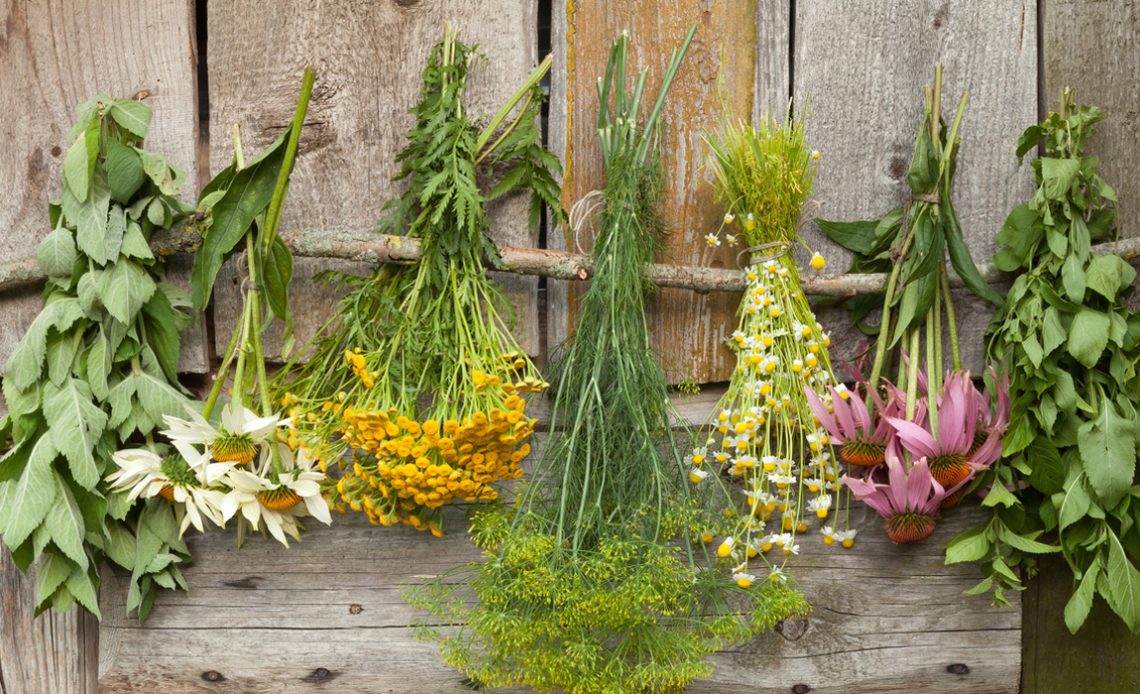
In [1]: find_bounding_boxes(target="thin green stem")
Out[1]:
[261,67,316,254]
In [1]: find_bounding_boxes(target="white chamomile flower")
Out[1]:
[733,571,756,588]
[705,233,722,247]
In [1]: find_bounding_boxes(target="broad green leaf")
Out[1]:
[1062,253,1086,303]
[137,149,180,196]
[119,221,153,261]
[814,218,881,255]
[100,259,156,325]
[1086,253,1135,301]
[1065,561,1100,633]
[106,139,146,203]
[45,472,88,569]
[86,329,111,400]
[1058,475,1091,530]
[1068,309,1111,368]
[1027,439,1066,494]
[944,524,992,564]
[34,553,74,609]
[45,330,78,385]
[37,228,78,277]
[62,133,91,201]
[65,168,112,265]
[142,291,181,382]
[190,137,287,310]
[261,235,294,326]
[1079,398,1136,508]
[2,436,58,550]
[964,576,995,596]
[998,526,1059,554]
[1041,307,1067,356]
[1041,157,1080,200]
[43,379,107,490]
[946,216,1003,305]
[64,566,101,619]
[104,205,126,262]
[982,482,1019,508]
[109,100,152,139]
[104,521,136,571]
[1103,530,1140,632]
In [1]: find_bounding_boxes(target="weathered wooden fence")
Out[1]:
[2,1,1139,692]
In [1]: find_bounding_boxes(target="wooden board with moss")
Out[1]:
[205,0,543,360]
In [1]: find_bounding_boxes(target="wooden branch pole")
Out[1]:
[4,226,1140,297]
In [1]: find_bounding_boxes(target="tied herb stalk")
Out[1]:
[273,27,562,537]
[106,70,332,549]
[949,92,1140,632]
[0,97,198,620]
[700,111,856,568]
[817,66,1009,544]
[410,28,807,694]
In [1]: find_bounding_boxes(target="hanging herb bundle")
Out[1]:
[106,70,331,548]
[272,28,562,537]
[411,28,808,694]
[816,66,1009,544]
[0,97,198,619]
[700,112,856,570]
[947,92,1140,632]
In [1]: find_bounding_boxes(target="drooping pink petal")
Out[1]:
[937,375,970,454]
[804,386,847,444]
[969,430,1003,469]
[886,453,911,514]
[848,385,874,436]
[907,458,937,512]
[843,475,893,518]
[886,417,939,459]
[831,388,857,441]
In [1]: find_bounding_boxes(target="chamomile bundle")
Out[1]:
[412,28,807,694]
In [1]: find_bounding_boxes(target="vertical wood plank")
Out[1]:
[1043,0,1140,240]
[0,0,206,374]
[206,0,541,360]
[548,0,766,384]
[794,0,1037,371]
[1,549,98,694]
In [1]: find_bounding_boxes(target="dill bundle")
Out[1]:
[412,28,807,694]
[700,113,854,570]
[273,27,561,537]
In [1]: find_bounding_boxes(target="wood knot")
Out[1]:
[775,615,810,641]
[392,0,419,6]
[792,685,812,694]
[947,663,970,675]
[50,146,62,157]
[302,667,338,683]
[349,603,363,615]
[132,89,152,101]
[887,156,908,180]
[223,576,263,590]
[201,671,225,682]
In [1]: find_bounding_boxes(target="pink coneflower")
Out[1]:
[886,370,1009,507]
[843,452,962,544]
[805,383,906,469]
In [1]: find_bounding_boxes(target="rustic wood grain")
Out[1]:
[97,497,1017,693]
[794,0,1037,372]
[548,0,762,384]
[0,0,206,374]
[1,549,99,694]
[1043,0,1140,242]
[206,0,542,360]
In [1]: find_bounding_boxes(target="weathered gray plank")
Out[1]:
[0,0,206,374]
[206,0,541,360]
[96,500,1017,693]
[794,0,1037,372]
[1,549,99,694]
[547,0,766,384]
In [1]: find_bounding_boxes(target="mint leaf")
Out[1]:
[1079,398,1136,508]
[1068,309,1111,368]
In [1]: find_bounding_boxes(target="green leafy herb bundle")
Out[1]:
[949,92,1140,632]
[411,28,807,694]
[273,28,562,535]
[0,97,197,619]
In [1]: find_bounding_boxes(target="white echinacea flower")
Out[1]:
[106,447,227,534]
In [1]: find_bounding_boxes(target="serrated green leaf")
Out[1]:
[1103,530,1140,632]
[45,472,88,569]
[141,290,181,383]
[64,565,101,619]
[963,575,995,596]
[944,524,992,564]
[100,259,156,325]
[119,221,152,261]
[43,379,107,490]
[136,149,181,197]
[1041,157,1080,200]
[2,436,58,550]
[86,329,111,400]
[1079,398,1136,508]
[1068,309,1111,368]
[104,521,136,571]
[37,228,78,277]
[104,205,126,262]
[998,526,1059,554]
[109,100,152,139]
[34,553,75,609]
[982,482,1019,508]
[1065,561,1100,633]
[1028,439,1066,494]
[1086,253,1134,301]
[1059,475,1092,530]
[45,330,78,385]
[62,132,91,201]
[106,139,146,203]
[65,168,111,265]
